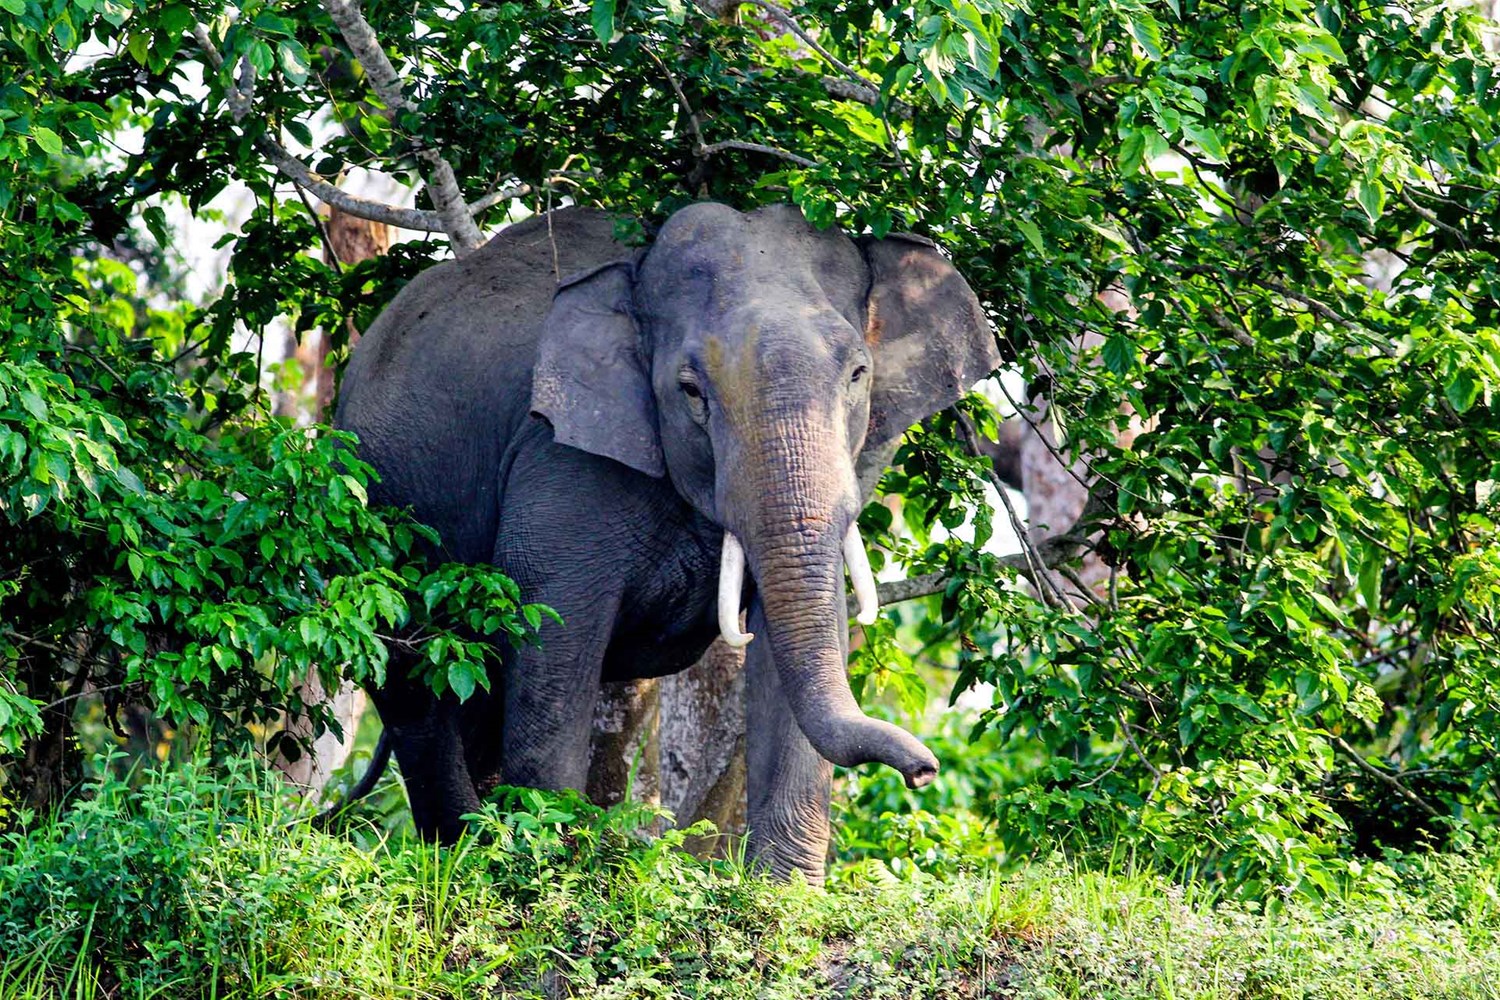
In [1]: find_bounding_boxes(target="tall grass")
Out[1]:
[1,758,1497,998]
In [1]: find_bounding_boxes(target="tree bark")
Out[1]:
[316,205,391,416]
[274,204,389,792]
[659,640,747,854]
[587,679,661,811]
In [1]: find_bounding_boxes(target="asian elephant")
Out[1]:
[335,202,998,880]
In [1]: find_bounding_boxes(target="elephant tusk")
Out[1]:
[718,532,755,648]
[844,522,880,626]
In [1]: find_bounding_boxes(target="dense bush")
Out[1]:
[2,761,1498,998]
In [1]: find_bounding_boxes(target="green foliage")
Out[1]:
[0,10,549,805]
[3,763,1499,998]
[2,0,1498,899]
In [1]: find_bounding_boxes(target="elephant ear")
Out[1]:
[531,259,666,478]
[858,233,1001,451]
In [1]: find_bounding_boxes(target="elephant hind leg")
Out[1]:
[394,705,483,843]
[370,662,483,843]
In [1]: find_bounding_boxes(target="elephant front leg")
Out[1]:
[498,608,613,794]
[743,598,835,884]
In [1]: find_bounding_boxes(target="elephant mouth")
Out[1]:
[716,522,880,648]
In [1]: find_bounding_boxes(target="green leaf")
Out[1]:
[52,13,76,50]
[1015,218,1046,254]
[1127,14,1166,60]
[278,40,311,85]
[1102,334,1136,375]
[247,39,274,77]
[1358,551,1382,611]
[158,3,194,36]
[0,0,26,15]
[142,205,170,248]
[1182,123,1227,163]
[1445,368,1479,413]
[1118,128,1147,174]
[1352,178,1385,221]
[591,0,616,43]
[30,126,61,156]
[447,660,477,702]
[114,466,144,495]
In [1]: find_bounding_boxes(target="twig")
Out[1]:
[43,683,126,712]
[1400,188,1468,247]
[293,183,343,274]
[1259,278,1343,324]
[698,139,820,168]
[1330,734,1443,820]
[645,44,706,150]
[1119,711,1163,781]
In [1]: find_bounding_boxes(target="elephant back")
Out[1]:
[335,208,632,563]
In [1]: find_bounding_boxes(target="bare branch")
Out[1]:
[1202,305,1257,348]
[1259,278,1343,324]
[1331,734,1443,820]
[467,185,531,215]
[810,73,914,120]
[319,0,484,254]
[194,24,527,235]
[859,572,949,613]
[1400,188,1469,247]
[699,139,820,168]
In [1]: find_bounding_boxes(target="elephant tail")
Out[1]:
[311,728,393,830]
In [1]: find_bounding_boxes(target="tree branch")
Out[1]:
[319,0,485,254]
[810,73,914,120]
[743,0,868,97]
[1331,734,1443,820]
[1259,278,1343,324]
[194,24,527,235]
[699,139,820,168]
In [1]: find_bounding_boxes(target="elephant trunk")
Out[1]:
[726,420,938,790]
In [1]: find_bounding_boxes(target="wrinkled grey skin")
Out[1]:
[336,203,998,880]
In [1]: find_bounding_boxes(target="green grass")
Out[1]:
[1,760,1498,999]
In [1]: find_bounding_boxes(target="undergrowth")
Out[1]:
[0,758,1497,999]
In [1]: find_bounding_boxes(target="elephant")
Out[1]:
[334,201,999,880]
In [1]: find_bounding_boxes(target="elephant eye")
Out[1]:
[679,376,709,425]
[850,365,869,384]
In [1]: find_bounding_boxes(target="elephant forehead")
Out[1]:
[653,202,745,252]
[700,323,839,411]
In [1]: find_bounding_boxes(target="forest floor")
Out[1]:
[1,761,1498,999]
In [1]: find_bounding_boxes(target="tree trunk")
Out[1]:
[587,678,661,810]
[659,640,747,854]
[274,204,389,792]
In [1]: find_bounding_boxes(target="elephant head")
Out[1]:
[530,202,998,789]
